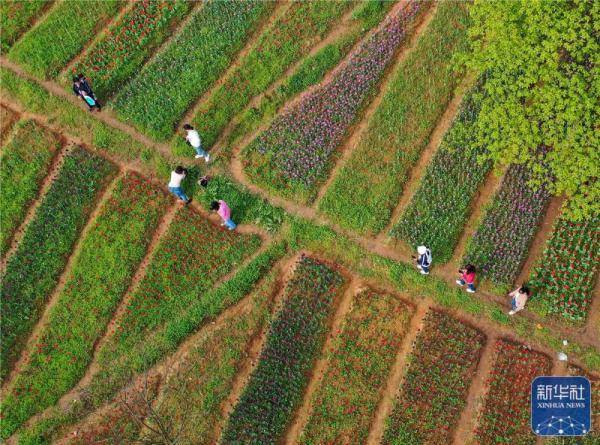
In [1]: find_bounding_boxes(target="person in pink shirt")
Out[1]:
[456,264,477,293]
[211,200,236,230]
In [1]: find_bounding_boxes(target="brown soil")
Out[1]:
[0,104,19,144]
[584,277,600,342]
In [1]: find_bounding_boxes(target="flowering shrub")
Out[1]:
[8,0,122,79]
[475,339,551,445]
[114,0,273,141]
[97,206,261,364]
[243,1,424,203]
[0,0,50,52]
[0,173,170,437]
[220,256,345,444]
[530,212,599,322]
[463,163,550,285]
[391,84,491,261]
[382,311,485,444]
[69,0,191,100]
[300,290,412,444]
[0,120,61,255]
[320,0,469,234]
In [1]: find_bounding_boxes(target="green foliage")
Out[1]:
[0,0,51,52]
[461,0,599,220]
[8,0,122,79]
[113,0,273,140]
[319,0,469,234]
[0,120,61,255]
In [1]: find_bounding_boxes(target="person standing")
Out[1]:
[456,264,477,293]
[508,285,530,315]
[211,200,236,230]
[414,245,432,275]
[73,74,101,111]
[168,166,191,203]
[183,124,210,162]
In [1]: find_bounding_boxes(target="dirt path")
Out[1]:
[284,276,361,444]
[1,169,122,394]
[313,1,437,207]
[0,104,19,145]
[366,302,429,445]
[452,333,498,445]
[379,74,475,237]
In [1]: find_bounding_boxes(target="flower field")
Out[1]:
[242,1,425,204]
[0,173,170,438]
[67,0,192,100]
[113,0,274,141]
[0,0,51,52]
[299,289,413,444]
[391,84,490,261]
[8,0,123,79]
[220,256,345,444]
[0,120,62,255]
[463,163,551,285]
[529,210,599,322]
[382,311,485,444]
[319,0,469,235]
[475,339,552,445]
[0,147,116,383]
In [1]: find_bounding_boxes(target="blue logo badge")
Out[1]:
[531,376,591,436]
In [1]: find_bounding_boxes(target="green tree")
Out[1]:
[461,0,599,219]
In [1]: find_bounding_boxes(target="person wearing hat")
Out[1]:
[414,245,432,275]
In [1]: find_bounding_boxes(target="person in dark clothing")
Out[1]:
[72,74,101,111]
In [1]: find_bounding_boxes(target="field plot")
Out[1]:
[0,120,61,255]
[475,339,552,445]
[0,147,116,384]
[113,0,274,141]
[66,0,193,100]
[391,84,489,261]
[0,173,170,439]
[463,163,551,286]
[382,311,485,445]
[529,210,599,322]
[298,289,413,444]
[0,0,52,52]
[242,1,426,204]
[319,0,469,235]
[8,0,123,79]
[221,256,345,444]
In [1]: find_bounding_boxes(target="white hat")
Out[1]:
[417,245,427,255]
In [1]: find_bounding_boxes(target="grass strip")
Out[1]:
[0,0,52,52]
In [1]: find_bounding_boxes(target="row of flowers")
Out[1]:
[463,163,551,285]
[299,290,413,444]
[0,120,61,255]
[391,83,491,261]
[243,1,424,202]
[530,211,599,322]
[0,147,117,439]
[113,0,273,141]
[382,310,485,444]
[220,256,345,444]
[69,0,192,100]
[0,0,49,52]
[475,339,552,444]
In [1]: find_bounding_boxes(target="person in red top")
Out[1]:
[456,264,477,293]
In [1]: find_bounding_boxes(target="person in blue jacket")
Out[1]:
[415,245,432,275]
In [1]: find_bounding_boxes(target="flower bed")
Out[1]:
[0,173,170,437]
[0,0,51,52]
[97,205,262,365]
[113,0,274,141]
[220,256,345,444]
[68,0,192,100]
[0,120,61,255]
[8,0,123,79]
[242,1,425,204]
[382,311,485,444]
[186,0,354,152]
[319,0,469,234]
[299,290,413,444]
[391,84,491,261]
[463,163,551,285]
[475,339,552,445]
[529,211,599,322]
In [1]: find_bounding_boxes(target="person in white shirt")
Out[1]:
[183,124,210,163]
[508,285,530,315]
[168,166,190,203]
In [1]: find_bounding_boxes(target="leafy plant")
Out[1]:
[0,0,51,52]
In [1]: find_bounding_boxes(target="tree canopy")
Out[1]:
[462,0,598,219]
